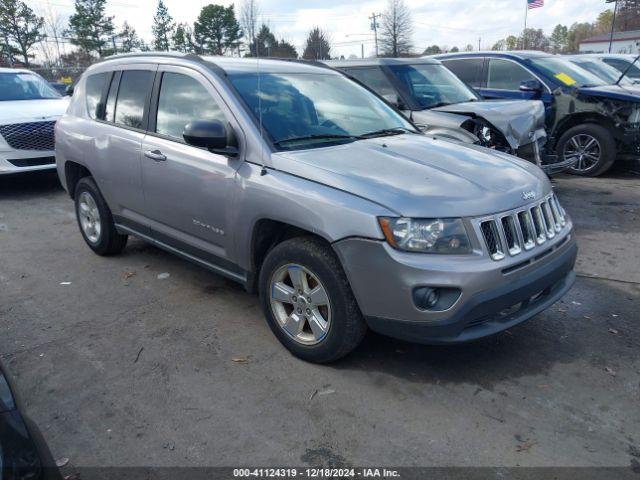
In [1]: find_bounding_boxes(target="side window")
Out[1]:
[442,58,484,87]
[487,58,536,90]
[85,73,109,120]
[603,58,627,73]
[114,70,153,129]
[343,68,396,98]
[155,72,225,140]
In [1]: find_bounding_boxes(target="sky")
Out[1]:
[29,0,610,58]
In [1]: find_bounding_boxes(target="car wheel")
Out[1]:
[74,177,128,255]
[259,236,367,363]
[558,124,616,177]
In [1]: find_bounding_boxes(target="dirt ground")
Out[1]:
[1,169,638,475]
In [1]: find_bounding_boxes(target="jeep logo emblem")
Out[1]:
[522,190,536,200]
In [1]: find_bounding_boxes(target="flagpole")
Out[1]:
[524,0,528,50]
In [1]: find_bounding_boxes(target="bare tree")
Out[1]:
[379,0,413,57]
[240,0,259,56]
[38,2,66,66]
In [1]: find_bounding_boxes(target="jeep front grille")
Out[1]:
[0,121,56,151]
[478,194,567,261]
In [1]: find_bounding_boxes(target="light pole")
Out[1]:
[606,0,619,53]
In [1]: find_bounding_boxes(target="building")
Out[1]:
[579,30,640,54]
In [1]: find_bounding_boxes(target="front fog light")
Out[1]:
[413,287,461,311]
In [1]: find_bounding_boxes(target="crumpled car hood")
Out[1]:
[578,84,640,103]
[271,134,550,218]
[431,99,547,149]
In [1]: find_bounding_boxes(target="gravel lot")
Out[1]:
[1,169,639,474]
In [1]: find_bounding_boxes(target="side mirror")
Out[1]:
[183,120,238,157]
[65,84,74,96]
[519,79,543,93]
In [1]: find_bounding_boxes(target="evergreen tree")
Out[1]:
[67,0,114,56]
[550,24,568,53]
[194,4,242,55]
[119,21,141,53]
[0,0,44,66]
[152,0,174,51]
[302,27,331,60]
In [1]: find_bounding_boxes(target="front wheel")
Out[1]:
[558,124,616,177]
[259,237,367,363]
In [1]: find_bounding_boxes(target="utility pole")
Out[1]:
[369,12,380,57]
[478,36,481,51]
[111,36,117,55]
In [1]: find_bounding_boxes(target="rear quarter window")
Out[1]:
[85,73,109,120]
[441,58,484,87]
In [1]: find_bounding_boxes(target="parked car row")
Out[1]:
[434,51,640,176]
[325,57,567,174]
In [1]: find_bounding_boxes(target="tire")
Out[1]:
[258,236,367,363]
[74,177,128,256]
[557,123,616,177]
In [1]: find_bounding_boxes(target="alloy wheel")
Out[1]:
[269,264,332,346]
[78,191,102,244]
[565,134,602,173]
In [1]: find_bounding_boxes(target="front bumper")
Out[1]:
[334,230,577,344]
[0,149,57,175]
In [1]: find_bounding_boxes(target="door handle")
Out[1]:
[144,149,167,162]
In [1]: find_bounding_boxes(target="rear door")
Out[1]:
[140,65,243,267]
[89,65,156,229]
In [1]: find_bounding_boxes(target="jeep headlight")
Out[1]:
[378,217,471,254]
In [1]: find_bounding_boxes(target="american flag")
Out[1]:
[528,0,544,8]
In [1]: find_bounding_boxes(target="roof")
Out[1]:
[572,53,638,60]
[432,50,552,60]
[323,57,441,68]
[580,30,640,44]
[91,52,338,75]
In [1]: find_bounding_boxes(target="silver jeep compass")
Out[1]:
[56,53,577,363]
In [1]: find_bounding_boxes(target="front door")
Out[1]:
[141,65,243,266]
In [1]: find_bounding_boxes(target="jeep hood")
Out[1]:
[428,99,547,149]
[0,98,69,125]
[271,134,550,218]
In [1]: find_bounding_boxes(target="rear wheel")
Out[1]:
[74,177,128,255]
[558,124,616,177]
[259,237,367,363]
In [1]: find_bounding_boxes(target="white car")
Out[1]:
[0,68,70,175]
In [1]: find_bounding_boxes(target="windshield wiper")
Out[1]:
[359,127,415,139]
[273,134,359,146]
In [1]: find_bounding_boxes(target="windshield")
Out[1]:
[529,57,607,88]
[229,72,417,150]
[569,59,634,85]
[605,56,640,80]
[0,72,61,101]
[388,64,479,109]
